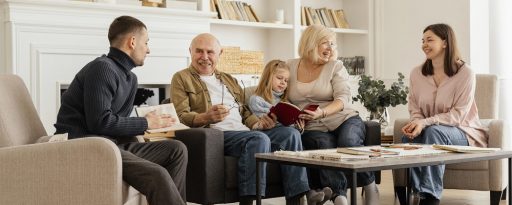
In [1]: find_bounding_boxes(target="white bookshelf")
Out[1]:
[210,19,293,29]
[201,0,375,76]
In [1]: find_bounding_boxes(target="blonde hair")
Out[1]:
[298,25,338,63]
[254,59,290,103]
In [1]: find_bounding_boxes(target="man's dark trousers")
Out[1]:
[118,140,188,205]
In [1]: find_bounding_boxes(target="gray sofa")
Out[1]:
[174,123,381,205]
[169,85,381,204]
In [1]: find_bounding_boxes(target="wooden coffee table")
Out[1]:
[255,149,512,205]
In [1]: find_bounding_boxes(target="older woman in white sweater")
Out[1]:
[287,25,379,205]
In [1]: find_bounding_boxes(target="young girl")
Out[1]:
[248,59,331,205]
[248,59,305,131]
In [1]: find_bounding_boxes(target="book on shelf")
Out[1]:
[300,7,350,29]
[243,4,256,22]
[268,102,319,126]
[212,0,260,22]
[210,0,217,16]
[235,2,248,21]
[248,5,260,22]
[328,9,340,28]
[135,103,190,137]
[312,8,322,25]
[319,8,333,28]
[336,9,350,28]
[432,144,500,153]
[304,7,313,26]
[300,6,306,26]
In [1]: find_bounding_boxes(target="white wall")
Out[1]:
[375,0,471,124]
[490,0,512,148]
[469,0,489,73]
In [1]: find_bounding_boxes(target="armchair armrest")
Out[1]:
[0,137,122,205]
[481,119,507,190]
[174,128,225,204]
[364,121,381,146]
[482,119,505,148]
[393,119,409,143]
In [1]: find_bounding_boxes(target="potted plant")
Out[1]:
[352,73,409,125]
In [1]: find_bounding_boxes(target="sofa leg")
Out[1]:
[490,190,503,205]
[395,186,407,205]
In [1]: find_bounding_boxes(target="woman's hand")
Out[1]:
[300,108,324,120]
[402,119,426,139]
[295,119,305,133]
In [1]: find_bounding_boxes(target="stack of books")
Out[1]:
[301,7,350,29]
[210,0,260,22]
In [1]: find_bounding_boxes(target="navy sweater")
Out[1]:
[55,47,148,139]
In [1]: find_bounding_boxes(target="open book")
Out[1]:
[432,144,500,153]
[135,103,190,135]
[268,102,319,126]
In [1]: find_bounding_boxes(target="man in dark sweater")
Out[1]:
[54,16,187,205]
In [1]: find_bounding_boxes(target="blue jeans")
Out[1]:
[224,126,309,198]
[401,125,468,199]
[302,115,375,197]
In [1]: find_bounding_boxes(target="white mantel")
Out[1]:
[0,0,214,134]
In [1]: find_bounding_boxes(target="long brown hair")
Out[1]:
[421,23,463,77]
[254,60,290,103]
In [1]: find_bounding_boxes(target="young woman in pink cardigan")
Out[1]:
[401,23,487,205]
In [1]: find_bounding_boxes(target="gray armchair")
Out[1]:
[392,74,506,205]
[0,74,146,205]
[173,86,382,204]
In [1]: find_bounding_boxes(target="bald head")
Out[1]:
[189,33,223,75]
[190,33,221,51]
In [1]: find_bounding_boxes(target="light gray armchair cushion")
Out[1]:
[0,74,145,205]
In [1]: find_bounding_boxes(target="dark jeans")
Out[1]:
[224,126,309,198]
[302,115,375,197]
[118,140,188,205]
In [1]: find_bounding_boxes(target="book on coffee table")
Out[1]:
[432,144,500,153]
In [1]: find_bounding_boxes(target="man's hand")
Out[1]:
[253,114,276,130]
[206,104,229,124]
[145,111,177,130]
[402,119,426,139]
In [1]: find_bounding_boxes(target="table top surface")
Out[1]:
[255,148,512,172]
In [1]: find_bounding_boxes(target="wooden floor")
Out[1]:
[188,170,507,205]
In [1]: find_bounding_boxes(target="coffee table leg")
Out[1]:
[406,168,411,205]
[256,159,261,205]
[508,158,511,205]
[351,171,357,205]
